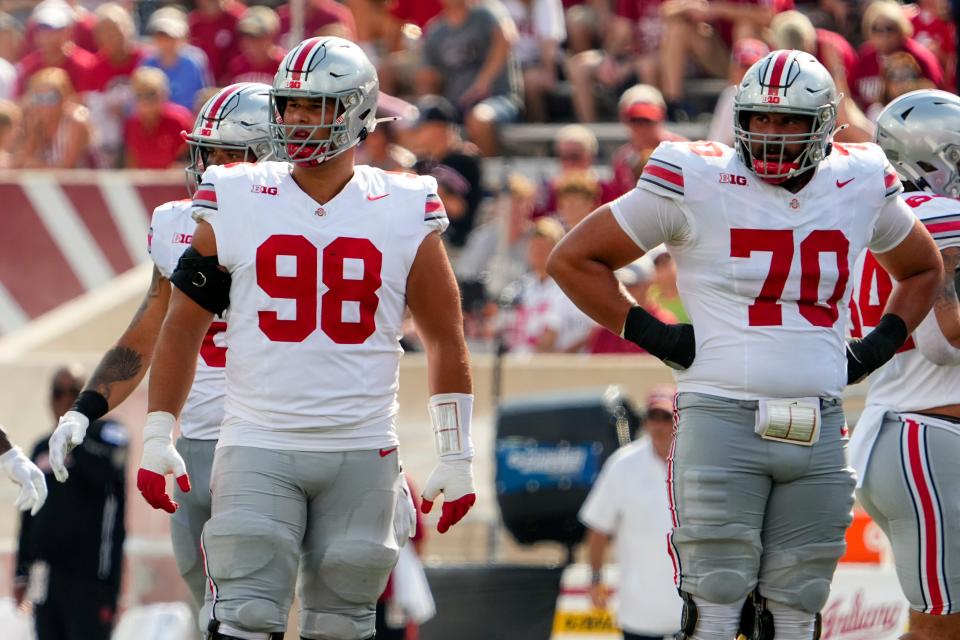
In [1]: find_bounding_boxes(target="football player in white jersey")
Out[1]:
[46,82,275,606]
[548,50,943,640]
[146,37,475,640]
[0,425,47,515]
[849,90,960,640]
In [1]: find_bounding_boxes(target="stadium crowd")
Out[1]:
[0,0,956,355]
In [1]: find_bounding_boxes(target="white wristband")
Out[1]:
[144,411,177,441]
[428,393,474,460]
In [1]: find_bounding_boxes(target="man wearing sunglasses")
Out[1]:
[15,366,127,640]
[47,82,274,610]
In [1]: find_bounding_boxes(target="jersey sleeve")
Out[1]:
[636,143,687,201]
[610,184,693,251]
[147,208,171,278]
[918,200,960,251]
[882,159,904,201]
[868,195,916,253]
[189,166,238,270]
[421,175,450,236]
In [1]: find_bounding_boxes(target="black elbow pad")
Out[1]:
[170,247,231,315]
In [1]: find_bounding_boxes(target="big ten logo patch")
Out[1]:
[251,185,279,196]
[719,173,748,185]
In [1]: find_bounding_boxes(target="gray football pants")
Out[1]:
[201,445,402,640]
[172,436,217,607]
[857,413,960,615]
[669,392,856,614]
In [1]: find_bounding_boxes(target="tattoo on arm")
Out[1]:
[86,266,166,402]
[935,247,960,310]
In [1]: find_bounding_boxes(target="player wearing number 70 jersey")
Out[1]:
[148,36,475,640]
[849,90,960,640]
[46,82,275,606]
[549,50,942,640]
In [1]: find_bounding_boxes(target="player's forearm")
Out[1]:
[884,267,942,333]
[423,335,473,395]
[932,248,960,347]
[147,314,206,416]
[548,253,634,335]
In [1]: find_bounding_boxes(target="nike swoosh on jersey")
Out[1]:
[836,178,855,188]
[379,447,398,457]
[367,193,389,201]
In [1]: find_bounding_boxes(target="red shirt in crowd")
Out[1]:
[225,49,287,85]
[616,0,664,54]
[87,46,146,92]
[815,28,857,78]
[189,1,246,84]
[279,0,356,40]
[849,37,944,107]
[123,102,194,169]
[15,42,97,96]
[911,9,957,88]
[387,0,442,30]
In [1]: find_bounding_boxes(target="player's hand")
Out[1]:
[48,410,89,483]
[137,412,190,514]
[421,459,476,534]
[1,447,48,516]
[589,582,609,609]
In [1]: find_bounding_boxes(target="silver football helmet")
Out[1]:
[875,90,960,197]
[733,50,839,183]
[184,82,274,194]
[270,36,379,165]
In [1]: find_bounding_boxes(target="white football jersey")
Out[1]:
[149,199,226,441]
[852,193,960,411]
[612,140,915,399]
[192,162,449,451]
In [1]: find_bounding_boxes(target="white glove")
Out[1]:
[1,447,48,516]
[421,459,476,533]
[393,477,417,544]
[137,412,191,514]
[48,410,89,483]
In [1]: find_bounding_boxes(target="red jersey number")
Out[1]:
[199,321,228,367]
[255,235,383,343]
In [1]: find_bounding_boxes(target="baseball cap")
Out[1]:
[732,38,770,68]
[619,84,666,122]
[33,1,73,30]
[147,7,188,39]
[415,95,458,126]
[645,384,676,414]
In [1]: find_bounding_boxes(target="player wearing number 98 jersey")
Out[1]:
[147,36,475,640]
[849,90,960,639]
[45,82,275,607]
[548,50,942,640]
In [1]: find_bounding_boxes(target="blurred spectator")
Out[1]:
[579,383,682,640]
[122,67,192,169]
[410,95,484,249]
[658,0,791,117]
[849,0,943,110]
[0,98,20,167]
[502,0,566,122]
[14,365,127,640]
[22,0,97,56]
[812,0,865,48]
[555,170,600,231]
[587,259,677,353]
[14,68,91,168]
[770,9,856,76]
[648,246,689,323]
[189,0,244,84]
[0,12,18,100]
[609,84,687,197]
[0,11,22,65]
[416,0,524,156]
[387,0,442,32]
[278,0,357,46]
[563,0,610,54]
[225,6,285,85]
[359,121,416,171]
[505,217,594,353]
[15,1,95,97]
[86,2,142,168]
[566,0,663,123]
[141,6,213,112]
[345,0,394,66]
[908,0,956,89]
[534,124,616,217]
[707,38,769,146]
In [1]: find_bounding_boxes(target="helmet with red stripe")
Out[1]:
[183,82,274,193]
[270,36,378,165]
[733,49,838,184]
[875,89,960,197]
